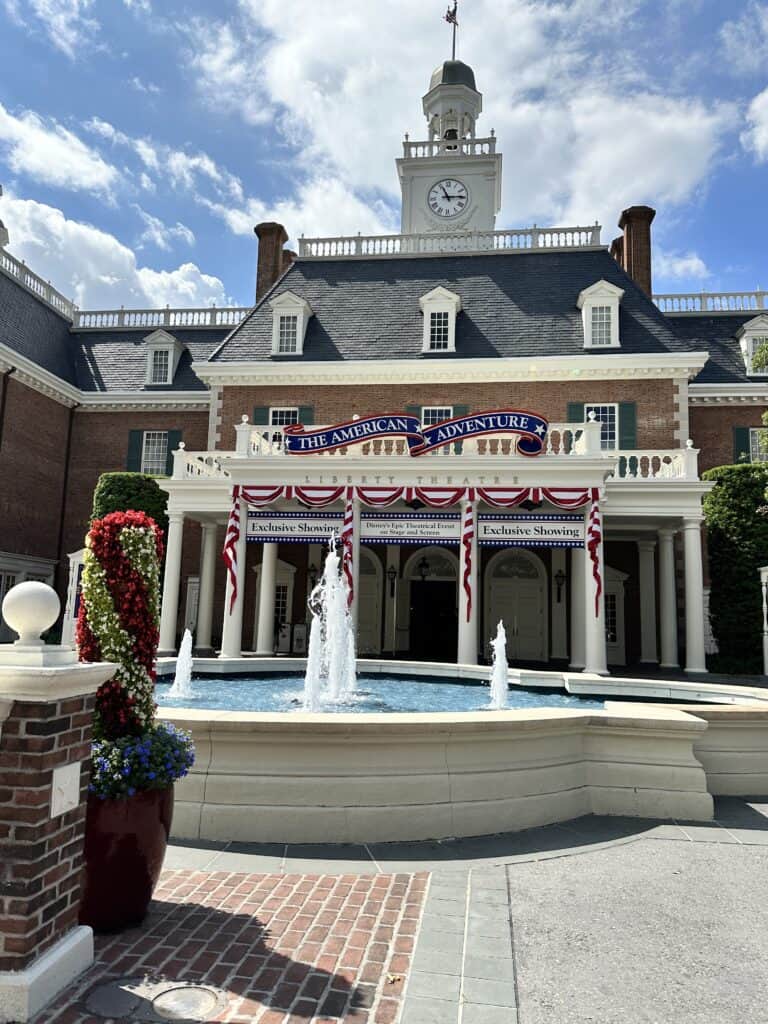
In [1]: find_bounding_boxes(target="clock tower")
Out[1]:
[397,59,502,234]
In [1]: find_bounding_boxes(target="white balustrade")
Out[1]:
[402,136,497,158]
[654,291,768,314]
[0,246,76,320]
[73,305,251,330]
[606,442,699,481]
[298,223,602,259]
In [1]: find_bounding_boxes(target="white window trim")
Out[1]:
[749,427,768,463]
[577,280,624,350]
[419,286,461,354]
[269,406,300,426]
[269,291,313,356]
[144,329,184,385]
[737,315,768,376]
[421,405,454,426]
[140,429,169,475]
[584,402,619,451]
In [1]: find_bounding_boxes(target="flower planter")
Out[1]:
[79,786,174,933]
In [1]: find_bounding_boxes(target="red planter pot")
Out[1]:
[79,786,174,933]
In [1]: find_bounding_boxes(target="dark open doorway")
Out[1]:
[409,580,458,661]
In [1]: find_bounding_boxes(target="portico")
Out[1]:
[158,413,712,676]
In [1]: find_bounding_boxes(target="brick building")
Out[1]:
[1,57,766,672]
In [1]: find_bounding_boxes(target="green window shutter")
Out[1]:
[127,430,143,472]
[165,430,183,476]
[452,404,469,453]
[405,404,421,419]
[253,406,269,426]
[298,405,314,425]
[733,426,751,463]
[618,402,637,450]
[566,402,584,424]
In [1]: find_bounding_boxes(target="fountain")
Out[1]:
[303,536,357,709]
[489,620,509,710]
[168,628,194,699]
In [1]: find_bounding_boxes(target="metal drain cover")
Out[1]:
[85,978,225,1022]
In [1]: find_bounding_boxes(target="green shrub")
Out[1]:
[702,462,768,673]
[92,473,168,539]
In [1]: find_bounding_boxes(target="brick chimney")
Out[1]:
[254,222,289,302]
[617,205,656,297]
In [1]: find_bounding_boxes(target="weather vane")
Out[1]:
[444,1,459,61]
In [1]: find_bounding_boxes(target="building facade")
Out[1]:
[1,58,767,671]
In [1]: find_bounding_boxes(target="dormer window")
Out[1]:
[577,280,624,349]
[144,329,184,386]
[737,315,768,376]
[419,286,461,354]
[270,291,313,357]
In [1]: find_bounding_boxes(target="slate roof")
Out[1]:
[211,249,693,365]
[666,315,758,385]
[72,329,228,392]
[0,270,76,385]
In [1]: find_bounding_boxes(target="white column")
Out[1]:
[550,548,568,660]
[584,525,608,676]
[457,503,479,665]
[658,528,679,669]
[384,544,399,655]
[195,523,218,651]
[256,542,278,655]
[159,512,184,653]
[683,518,707,674]
[637,540,658,664]
[569,547,585,669]
[220,497,247,659]
[349,497,362,633]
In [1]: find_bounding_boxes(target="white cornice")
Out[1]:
[689,383,768,405]
[77,391,209,412]
[0,343,79,407]
[193,351,710,387]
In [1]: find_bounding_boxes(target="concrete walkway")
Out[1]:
[39,797,768,1023]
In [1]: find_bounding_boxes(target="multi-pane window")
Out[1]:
[275,583,289,628]
[747,336,768,374]
[750,428,768,463]
[0,572,17,603]
[590,306,612,346]
[605,593,618,644]
[270,408,300,426]
[278,314,299,354]
[141,431,169,474]
[429,311,450,351]
[150,349,170,384]
[421,406,453,426]
[584,404,618,450]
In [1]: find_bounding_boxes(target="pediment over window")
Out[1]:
[576,280,624,350]
[269,291,313,356]
[419,286,462,353]
[144,329,185,386]
[736,314,768,376]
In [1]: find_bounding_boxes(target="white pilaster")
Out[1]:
[384,544,399,655]
[658,528,679,669]
[220,498,247,659]
[550,548,568,660]
[256,542,278,655]
[584,527,608,676]
[457,503,479,665]
[349,498,361,633]
[195,523,218,651]
[683,519,707,674]
[569,547,585,669]
[637,540,658,664]
[159,512,184,654]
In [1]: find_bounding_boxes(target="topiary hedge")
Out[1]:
[702,462,768,673]
[91,472,168,539]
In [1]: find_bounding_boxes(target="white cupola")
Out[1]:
[422,60,483,143]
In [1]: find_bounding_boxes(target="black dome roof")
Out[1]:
[429,59,477,91]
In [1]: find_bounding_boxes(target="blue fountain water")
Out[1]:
[156,673,603,714]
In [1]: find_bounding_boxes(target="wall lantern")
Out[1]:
[386,564,398,597]
[554,568,567,603]
[417,556,430,581]
[308,563,318,589]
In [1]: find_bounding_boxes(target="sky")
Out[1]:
[0,0,767,309]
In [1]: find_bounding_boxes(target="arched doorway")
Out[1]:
[402,547,458,661]
[358,548,383,655]
[485,549,548,663]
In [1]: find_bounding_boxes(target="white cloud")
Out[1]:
[123,0,151,10]
[655,248,710,283]
[2,194,229,308]
[720,2,768,75]
[3,0,99,59]
[134,206,195,251]
[742,87,768,161]
[130,76,161,95]
[0,101,118,196]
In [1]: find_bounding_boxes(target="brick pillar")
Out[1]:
[254,222,289,302]
[0,583,115,1022]
[618,205,656,296]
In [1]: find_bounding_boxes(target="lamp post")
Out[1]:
[387,564,398,657]
[554,567,567,603]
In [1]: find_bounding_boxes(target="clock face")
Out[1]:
[427,178,470,218]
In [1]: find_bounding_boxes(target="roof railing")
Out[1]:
[298,224,602,259]
[654,291,768,314]
[401,136,497,158]
[73,306,251,330]
[0,246,76,321]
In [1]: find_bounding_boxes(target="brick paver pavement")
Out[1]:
[37,869,429,1023]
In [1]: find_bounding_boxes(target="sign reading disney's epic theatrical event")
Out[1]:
[283,408,549,457]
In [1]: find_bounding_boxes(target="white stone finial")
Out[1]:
[241,414,250,423]
[686,438,694,449]
[587,410,597,422]
[2,582,60,647]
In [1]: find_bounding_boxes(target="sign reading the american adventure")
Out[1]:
[248,512,584,547]
[282,408,549,457]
